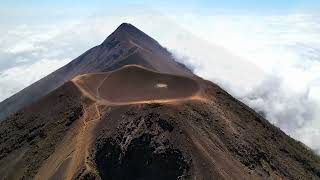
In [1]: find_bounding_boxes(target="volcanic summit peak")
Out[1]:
[102,23,162,49]
[113,23,148,37]
[116,22,139,32]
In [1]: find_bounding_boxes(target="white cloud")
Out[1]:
[0,10,319,153]
[165,13,320,152]
[0,58,70,101]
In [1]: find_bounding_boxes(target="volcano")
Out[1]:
[0,23,319,180]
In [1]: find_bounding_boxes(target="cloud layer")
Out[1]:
[0,11,319,153]
[168,13,320,153]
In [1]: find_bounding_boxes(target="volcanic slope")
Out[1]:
[0,23,192,120]
[0,63,319,179]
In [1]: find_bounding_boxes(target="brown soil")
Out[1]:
[0,65,319,180]
[72,65,200,104]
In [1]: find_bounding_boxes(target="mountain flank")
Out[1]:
[0,23,319,180]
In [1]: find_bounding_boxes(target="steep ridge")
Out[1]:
[0,23,192,120]
[0,23,319,180]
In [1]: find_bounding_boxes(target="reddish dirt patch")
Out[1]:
[98,66,199,103]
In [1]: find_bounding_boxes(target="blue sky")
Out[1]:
[1,0,319,26]
[2,0,320,12]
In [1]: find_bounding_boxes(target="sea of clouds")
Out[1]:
[0,11,319,153]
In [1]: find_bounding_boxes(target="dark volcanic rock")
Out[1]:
[0,23,319,180]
